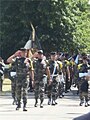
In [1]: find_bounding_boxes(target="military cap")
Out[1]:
[37,50,43,54]
[50,52,57,55]
[19,48,26,51]
[81,52,87,57]
[82,56,87,60]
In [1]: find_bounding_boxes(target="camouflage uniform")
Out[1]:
[33,58,47,108]
[14,56,30,111]
[69,60,76,85]
[57,61,64,98]
[78,63,89,107]
[47,60,60,105]
[62,60,70,92]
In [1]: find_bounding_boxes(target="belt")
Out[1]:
[51,74,58,77]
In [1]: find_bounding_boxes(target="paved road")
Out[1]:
[0,87,90,120]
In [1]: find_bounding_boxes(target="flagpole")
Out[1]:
[30,22,35,48]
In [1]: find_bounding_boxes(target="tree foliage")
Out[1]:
[0,0,90,60]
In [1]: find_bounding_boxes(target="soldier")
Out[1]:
[57,60,64,98]
[0,57,5,92]
[78,56,90,107]
[62,53,70,93]
[56,53,64,98]
[33,50,50,108]
[47,52,60,105]
[14,48,33,111]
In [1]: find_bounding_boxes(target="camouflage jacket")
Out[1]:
[14,57,29,76]
[33,59,47,80]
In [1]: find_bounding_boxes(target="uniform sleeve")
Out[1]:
[78,64,82,70]
[57,61,63,69]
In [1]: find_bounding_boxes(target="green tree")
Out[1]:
[0,0,90,60]
[72,0,90,53]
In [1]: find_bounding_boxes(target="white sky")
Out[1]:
[88,0,90,4]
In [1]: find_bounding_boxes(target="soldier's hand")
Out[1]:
[68,77,70,81]
[49,79,52,85]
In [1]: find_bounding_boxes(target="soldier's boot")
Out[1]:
[79,100,84,106]
[62,94,64,97]
[40,99,43,108]
[12,99,16,105]
[52,99,57,105]
[34,99,38,107]
[54,100,58,105]
[85,100,89,107]
[48,98,51,105]
[16,101,21,110]
[12,98,17,105]
[52,94,56,105]
[23,103,27,111]
[52,101,55,105]
[85,104,88,107]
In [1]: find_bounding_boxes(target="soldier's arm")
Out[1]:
[7,54,16,63]
[46,66,51,84]
[67,66,70,80]
[29,60,35,87]
[57,61,63,74]
[31,70,34,81]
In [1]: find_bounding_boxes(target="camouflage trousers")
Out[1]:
[79,92,88,103]
[34,78,45,102]
[16,75,28,105]
[78,79,85,93]
[78,78,88,103]
[58,81,64,97]
[47,77,58,101]
[11,76,16,100]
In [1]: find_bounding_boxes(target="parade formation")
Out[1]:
[0,48,90,112]
[0,1,90,120]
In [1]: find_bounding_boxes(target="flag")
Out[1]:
[73,55,79,64]
[24,22,42,50]
[24,39,32,49]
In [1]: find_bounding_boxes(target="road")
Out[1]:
[0,87,90,120]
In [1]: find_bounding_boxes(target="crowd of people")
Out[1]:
[0,48,90,111]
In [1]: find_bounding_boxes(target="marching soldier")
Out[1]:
[57,60,64,98]
[56,53,64,98]
[62,53,70,93]
[13,48,33,111]
[47,52,60,105]
[33,50,50,108]
[78,56,90,107]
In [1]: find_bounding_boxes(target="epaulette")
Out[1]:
[65,60,70,65]
[78,64,82,70]
[70,61,75,66]
[57,60,63,69]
